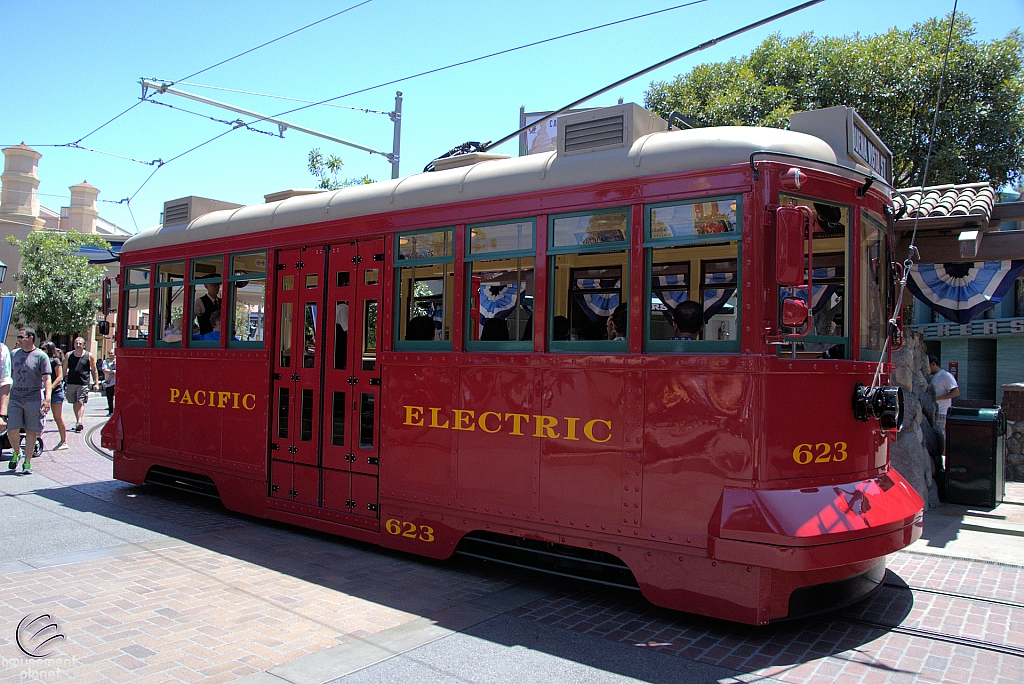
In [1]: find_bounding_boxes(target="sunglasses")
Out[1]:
[16,335,30,340]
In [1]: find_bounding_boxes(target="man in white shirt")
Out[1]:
[929,354,960,437]
[0,340,11,434]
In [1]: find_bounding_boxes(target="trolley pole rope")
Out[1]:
[482,0,825,152]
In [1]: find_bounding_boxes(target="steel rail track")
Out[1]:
[882,580,1024,610]
[85,422,113,462]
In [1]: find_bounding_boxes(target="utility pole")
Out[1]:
[390,92,402,180]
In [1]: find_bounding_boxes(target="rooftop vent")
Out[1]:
[162,196,243,227]
[557,103,666,157]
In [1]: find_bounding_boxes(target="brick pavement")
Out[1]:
[3,408,1023,683]
[508,553,1024,684]
[1,412,525,683]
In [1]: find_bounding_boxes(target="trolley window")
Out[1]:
[549,208,629,352]
[154,261,185,347]
[777,194,849,359]
[190,256,225,349]
[122,265,152,347]
[395,228,453,350]
[467,219,535,350]
[860,210,888,361]
[645,197,741,353]
[228,251,267,349]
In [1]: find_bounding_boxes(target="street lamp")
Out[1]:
[0,259,7,283]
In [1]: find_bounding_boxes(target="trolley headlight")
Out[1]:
[852,383,904,431]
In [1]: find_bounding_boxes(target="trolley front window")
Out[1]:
[549,208,629,351]
[777,194,849,359]
[396,228,454,350]
[860,210,888,361]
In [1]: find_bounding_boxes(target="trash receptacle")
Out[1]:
[945,406,1006,508]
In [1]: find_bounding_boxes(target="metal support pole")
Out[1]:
[390,91,403,179]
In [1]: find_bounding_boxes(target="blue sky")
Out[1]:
[1,0,1020,234]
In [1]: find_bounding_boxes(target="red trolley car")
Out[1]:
[104,104,922,625]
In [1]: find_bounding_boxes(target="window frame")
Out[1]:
[189,255,225,349]
[227,250,268,350]
[776,192,851,359]
[394,227,455,351]
[153,260,186,349]
[121,264,153,347]
[465,217,536,352]
[548,207,631,353]
[644,195,742,353]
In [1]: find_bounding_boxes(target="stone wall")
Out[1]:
[1003,384,1024,481]
[889,329,943,509]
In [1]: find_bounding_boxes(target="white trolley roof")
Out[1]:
[121,126,837,254]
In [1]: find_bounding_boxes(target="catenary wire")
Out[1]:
[71,1,372,148]
[871,0,958,389]
[167,0,372,86]
[145,98,279,137]
[121,0,715,209]
[258,0,710,121]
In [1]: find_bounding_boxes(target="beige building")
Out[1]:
[0,143,131,354]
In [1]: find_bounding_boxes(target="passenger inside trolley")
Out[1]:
[670,300,703,339]
[405,315,436,341]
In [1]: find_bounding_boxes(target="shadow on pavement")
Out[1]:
[29,477,923,681]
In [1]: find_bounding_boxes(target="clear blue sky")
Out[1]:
[1,0,1020,234]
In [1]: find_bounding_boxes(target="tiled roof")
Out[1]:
[894,182,995,223]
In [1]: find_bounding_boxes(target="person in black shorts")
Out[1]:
[63,336,98,432]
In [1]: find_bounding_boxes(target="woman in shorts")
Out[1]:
[42,342,68,450]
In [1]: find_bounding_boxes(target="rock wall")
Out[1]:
[1003,384,1024,482]
[889,330,943,509]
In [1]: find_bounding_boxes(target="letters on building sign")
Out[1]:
[913,318,1024,339]
[169,388,257,410]
[402,405,612,444]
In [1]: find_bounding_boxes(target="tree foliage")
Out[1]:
[6,230,110,339]
[308,148,374,190]
[644,14,1024,188]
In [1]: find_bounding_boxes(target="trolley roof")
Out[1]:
[121,125,837,254]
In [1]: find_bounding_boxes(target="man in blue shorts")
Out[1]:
[7,327,51,474]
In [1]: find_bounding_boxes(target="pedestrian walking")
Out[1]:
[63,336,98,433]
[7,327,51,474]
[100,347,116,414]
[42,341,68,450]
[0,338,11,439]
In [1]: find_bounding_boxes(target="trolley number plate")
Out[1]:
[792,442,848,465]
[385,519,435,542]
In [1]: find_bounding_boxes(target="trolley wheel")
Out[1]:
[19,434,44,459]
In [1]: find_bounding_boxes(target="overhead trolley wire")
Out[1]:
[136,0,717,181]
[260,0,711,121]
[871,0,959,390]
[166,0,373,87]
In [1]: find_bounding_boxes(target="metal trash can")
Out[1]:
[945,406,1006,508]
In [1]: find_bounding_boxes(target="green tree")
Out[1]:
[308,148,374,190]
[645,14,1024,188]
[6,230,111,339]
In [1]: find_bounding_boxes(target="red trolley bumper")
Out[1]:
[693,468,923,622]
